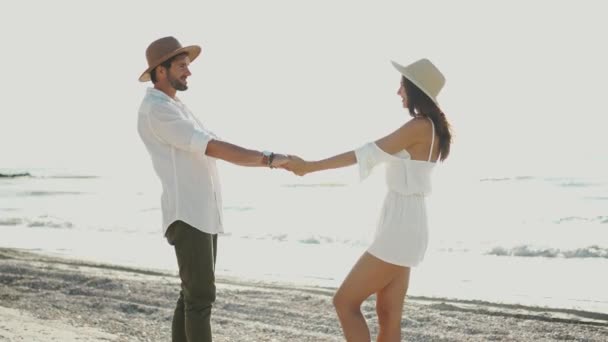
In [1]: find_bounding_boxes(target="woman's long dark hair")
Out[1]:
[403,77,452,161]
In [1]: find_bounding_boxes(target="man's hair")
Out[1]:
[150,52,188,84]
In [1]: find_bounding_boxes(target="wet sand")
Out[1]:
[1,248,606,341]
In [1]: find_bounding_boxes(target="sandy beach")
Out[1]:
[0,248,606,341]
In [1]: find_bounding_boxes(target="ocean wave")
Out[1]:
[585,196,608,201]
[27,216,74,229]
[17,191,86,197]
[554,216,608,224]
[0,172,31,178]
[240,233,288,242]
[224,206,255,212]
[139,207,160,212]
[486,245,608,259]
[479,177,510,182]
[281,183,347,188]
[298,237,323,244]
[0,218,23,226]
[478,176,605,189]
[237,233,367,246]
[542,177,604,188]
[43,175,100,179]
[0,170,99,179]
[0,216,73,229]
[557,181,598,188]
[479,176,534,182]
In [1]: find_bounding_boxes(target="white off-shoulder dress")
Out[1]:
[354,119,437,267]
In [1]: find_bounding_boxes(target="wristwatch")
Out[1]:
[261,150,274,167]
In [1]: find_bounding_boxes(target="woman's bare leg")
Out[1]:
[376,267,410,341]
[333,252,404,342]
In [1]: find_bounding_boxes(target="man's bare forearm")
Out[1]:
[205,140,266,167]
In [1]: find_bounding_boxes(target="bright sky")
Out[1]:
[2,0,607,178]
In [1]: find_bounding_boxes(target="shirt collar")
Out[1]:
[146,88,182,104]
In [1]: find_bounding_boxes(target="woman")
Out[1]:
[285,59,452,341]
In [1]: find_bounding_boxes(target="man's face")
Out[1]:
[166,54,192,91]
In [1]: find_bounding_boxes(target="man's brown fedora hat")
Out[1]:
[138,36,201,82]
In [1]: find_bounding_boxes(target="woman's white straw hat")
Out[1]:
[391,59,445,104]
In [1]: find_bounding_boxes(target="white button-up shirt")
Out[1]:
[138,88,223,235]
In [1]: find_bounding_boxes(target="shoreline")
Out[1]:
[1,247,607,341]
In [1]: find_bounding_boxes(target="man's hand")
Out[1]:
[270,154,290,169]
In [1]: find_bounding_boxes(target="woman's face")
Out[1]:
[397,79,408,108]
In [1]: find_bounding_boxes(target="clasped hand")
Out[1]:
[270,154,310,176]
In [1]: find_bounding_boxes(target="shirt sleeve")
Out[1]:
[354,142,377,180]
[354,142,403,181]
[146,103,214,154]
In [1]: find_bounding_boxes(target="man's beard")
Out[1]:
[168,75,188,91]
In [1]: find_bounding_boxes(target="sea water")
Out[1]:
[1,165,607,313]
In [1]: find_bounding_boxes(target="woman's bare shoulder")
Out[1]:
[402,116,432,132]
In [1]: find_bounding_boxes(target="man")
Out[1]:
[137,36,288,342]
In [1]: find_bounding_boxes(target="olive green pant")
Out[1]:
[165,220,218,342]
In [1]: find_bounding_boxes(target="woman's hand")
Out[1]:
[284,155,311,176]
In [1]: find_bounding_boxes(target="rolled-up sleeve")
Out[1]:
[147,103,214,154]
